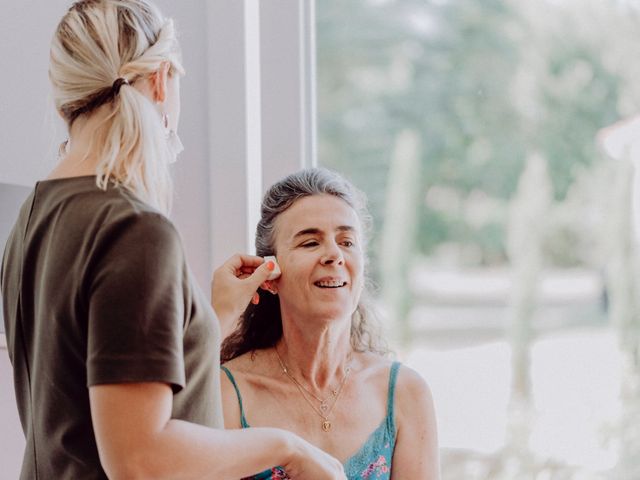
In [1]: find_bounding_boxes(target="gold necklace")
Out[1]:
[275,347,352,432]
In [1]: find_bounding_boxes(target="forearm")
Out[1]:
[91,382,338,479]
[106,420,295,480]
[217,313,239,341]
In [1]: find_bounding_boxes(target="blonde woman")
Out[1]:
[221,168,440,479]
[0,2,344,479]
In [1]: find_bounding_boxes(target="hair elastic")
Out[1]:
[111,77,130,94]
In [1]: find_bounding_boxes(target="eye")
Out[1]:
[301,240,319,248]
[341,240,355,247]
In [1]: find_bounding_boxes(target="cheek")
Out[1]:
[350,253,365,279]
[352,260,366,294]
[277,256,311,291]
[278,272,302,292]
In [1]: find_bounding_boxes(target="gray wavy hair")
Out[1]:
[221,168,388,362]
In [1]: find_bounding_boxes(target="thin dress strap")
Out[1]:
[220,366,250,428]
[386,361,401,433]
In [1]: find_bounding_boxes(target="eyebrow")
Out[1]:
[293,226,355,239]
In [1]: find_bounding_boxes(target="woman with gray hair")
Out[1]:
[221,168,440,479]
[1,1,344,478]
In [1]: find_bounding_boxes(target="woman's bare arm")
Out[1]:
[390,367,440,480]
[90,382,345,480]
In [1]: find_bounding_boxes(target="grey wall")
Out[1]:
[0,183,31,336]
[0,2,68,185]
[0,0,213,289]
[0,2,214,475]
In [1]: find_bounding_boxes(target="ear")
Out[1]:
[149,62,170,103]
[260,280,278,295]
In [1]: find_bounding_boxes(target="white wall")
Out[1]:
[0,2,68,186]
[0,0,315,475]
[0,0,215,289]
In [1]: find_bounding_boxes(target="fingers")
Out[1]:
[244,259,279,305]
[224,253,266,271]
[222,253,278,282]
[223,253,274,279]
[212,254,277,321]
[245,259,276,288]
[251,292,260,305]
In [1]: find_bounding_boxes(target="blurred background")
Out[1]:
[2,1,640,479]
[316,0,640,478]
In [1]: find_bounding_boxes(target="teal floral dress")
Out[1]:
[221,362,401,479]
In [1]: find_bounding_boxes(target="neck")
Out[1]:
[276,314,352,391]
[48,106,112,179]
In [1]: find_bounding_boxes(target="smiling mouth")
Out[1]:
[314,280,347,288]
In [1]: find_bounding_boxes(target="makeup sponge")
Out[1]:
[264,255,281,280]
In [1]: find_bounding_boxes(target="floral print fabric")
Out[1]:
[223,362,400,480]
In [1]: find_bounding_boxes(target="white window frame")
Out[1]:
[205,0,317,268]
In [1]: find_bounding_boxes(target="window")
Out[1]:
[317,0,640,477]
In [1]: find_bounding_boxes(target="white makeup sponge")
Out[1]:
[264,255,281,280]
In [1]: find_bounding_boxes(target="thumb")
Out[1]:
[246,259,278,289]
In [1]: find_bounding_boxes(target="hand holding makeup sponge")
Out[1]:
[264,256,281,280]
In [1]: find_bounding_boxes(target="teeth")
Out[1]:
[315,280,346,288]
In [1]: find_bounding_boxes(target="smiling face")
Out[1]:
[269,194,365,325]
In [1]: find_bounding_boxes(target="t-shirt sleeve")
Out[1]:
[86,212,187,392]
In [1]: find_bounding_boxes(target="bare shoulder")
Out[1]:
[221,351,252,373]
[357,356,434,403]
[389,364,440,478]
[222,349,275,373]
[220,349,275,390]
[352,352,389,372]
[353,352,401,391]
[396,364,433,397]
[219,351,262,428]
[393,364,436,425]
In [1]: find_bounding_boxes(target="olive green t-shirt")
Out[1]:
[1,176,222,479]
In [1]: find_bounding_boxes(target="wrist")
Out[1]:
[217,311,241,340]
[210,298,234,331]
[278,430,304,468]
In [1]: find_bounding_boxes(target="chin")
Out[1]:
[311,306,353,323]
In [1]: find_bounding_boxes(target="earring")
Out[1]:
[162,112,184,164]
[58,139,70,160]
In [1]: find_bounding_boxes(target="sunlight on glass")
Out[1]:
[318,0,640,477]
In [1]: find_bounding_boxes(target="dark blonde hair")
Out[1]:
[50,0,184,212]
[221,168,388,362]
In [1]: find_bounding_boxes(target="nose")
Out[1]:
[320,241,344,266]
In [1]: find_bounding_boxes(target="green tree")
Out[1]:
[317,0,630,269]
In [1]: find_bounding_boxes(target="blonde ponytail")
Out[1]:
[49,0,184,213]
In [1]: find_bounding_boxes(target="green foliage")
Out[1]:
[317,0,634,267]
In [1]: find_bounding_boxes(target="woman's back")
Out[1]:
[1,176,222,479]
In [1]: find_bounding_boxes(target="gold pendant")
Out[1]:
[322,420,332,432]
